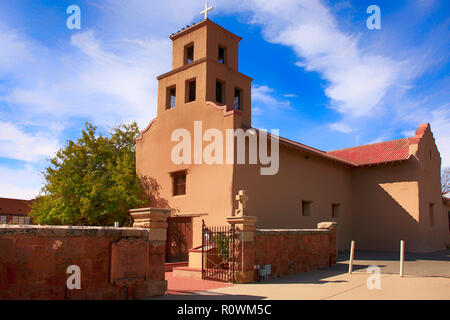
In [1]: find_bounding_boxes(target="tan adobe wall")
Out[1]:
[233,143,353,251]
[350,159,422,252]
[415,125,449,250]
[136,102,240,247]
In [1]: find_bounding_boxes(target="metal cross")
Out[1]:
[200,2,214,20]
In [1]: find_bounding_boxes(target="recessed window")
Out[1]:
[186,79,196,103]
[0,215,6,224]
[429,203,434,228]
[172,171,187,196]
[234,88,242,110]
[216,80,224,104]
[185,44,194,65]
[166,86,176,109]
[11,215,27,225]
[218,45,226,64]
[332,203,340,218]
[302,201,312,217]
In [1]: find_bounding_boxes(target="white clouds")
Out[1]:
[1,28,172,128]
[0,24,32,72]
[402,130,415,138]
[0,3,194,199]
[329,122,354,134]
[68,31,170,125]
[252,85,291,109]
[0,164,42,199]
[0,122,59,162]
[243,0,399,117]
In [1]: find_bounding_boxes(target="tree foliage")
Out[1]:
[442,167,450,196]
[30,122,147,226]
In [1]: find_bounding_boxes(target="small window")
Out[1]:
[429,203,434,227]
[166,86,176,109]
[234,88,242,110]
[302,201,312,217]
[0,215,6,224]
[218,46,226,64]
[172,171,187,196]
[24,217,30,225]
[185,44,194,64]
[186,79,196,103]
[332,203,340,218]
[216,80,224,104]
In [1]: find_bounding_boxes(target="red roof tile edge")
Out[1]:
[327,123,430,166]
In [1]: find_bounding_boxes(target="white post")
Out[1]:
[400,240,405,277]
[348,240,355,274]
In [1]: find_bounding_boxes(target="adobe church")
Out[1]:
[135,17,449,254]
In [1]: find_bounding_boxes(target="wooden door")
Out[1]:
[165,217,193,262]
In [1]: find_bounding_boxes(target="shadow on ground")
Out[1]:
[336,249,450,277]
[151,249,449,299]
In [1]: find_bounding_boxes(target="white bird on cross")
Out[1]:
[200,2,214,20]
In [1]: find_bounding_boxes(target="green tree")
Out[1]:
[30,122,146,226]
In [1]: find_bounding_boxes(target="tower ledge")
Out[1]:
[169,19,242,42]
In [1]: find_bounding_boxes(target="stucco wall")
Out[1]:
[136,103,238,247]
[233,143,353,251]
[350,160,422,252]
[416,127,449,251]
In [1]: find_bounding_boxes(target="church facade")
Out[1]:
[136,19,449,253]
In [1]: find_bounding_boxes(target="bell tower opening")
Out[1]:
[184,44,194,65]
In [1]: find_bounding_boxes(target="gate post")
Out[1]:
[129,207,171,297]
[226,215,257,283]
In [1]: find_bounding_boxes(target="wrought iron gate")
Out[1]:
[201,220,240,283]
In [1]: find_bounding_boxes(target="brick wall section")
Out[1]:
[254,229,333,279]
[0,225,166,300]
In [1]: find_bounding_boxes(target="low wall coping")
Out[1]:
[0,225,151,238]
[255,228,330,235]
[129,207,171,214]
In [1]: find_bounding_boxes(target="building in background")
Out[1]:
[0,197,32,225]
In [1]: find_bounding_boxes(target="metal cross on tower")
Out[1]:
[200,2,214,20]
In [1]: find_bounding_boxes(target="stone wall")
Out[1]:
[0,225,166,300]
[254,229,332,278]
[226,216,337,283]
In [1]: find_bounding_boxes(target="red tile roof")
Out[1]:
[245,123,430,167]
[328,123,430,166]
[328,138,411,166]
[0,197,32,216]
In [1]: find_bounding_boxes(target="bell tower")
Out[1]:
[156,17,253,127]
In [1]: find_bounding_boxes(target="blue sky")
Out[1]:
[0,0,449,199]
